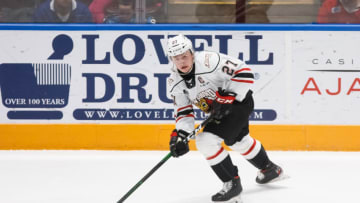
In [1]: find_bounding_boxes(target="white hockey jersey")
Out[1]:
[167,51,254,132]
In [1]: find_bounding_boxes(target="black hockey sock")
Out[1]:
[210,155,239,182]
[247,145,271,170]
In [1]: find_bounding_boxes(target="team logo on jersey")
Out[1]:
[195,98,213,113]
[193,89,216,113]
[196,89,216,100]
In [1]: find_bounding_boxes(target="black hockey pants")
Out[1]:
[204,90,254,146]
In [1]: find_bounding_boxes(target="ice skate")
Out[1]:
[256,162,286,184]
[212,176,243,203]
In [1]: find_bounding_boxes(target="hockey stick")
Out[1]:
[117,116,213,203]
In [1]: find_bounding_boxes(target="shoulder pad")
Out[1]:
[218,52,246,67]
[194,51,220,74]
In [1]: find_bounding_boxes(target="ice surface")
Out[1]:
[0,150,359,203]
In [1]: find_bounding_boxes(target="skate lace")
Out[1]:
[257,170,265,180]
[257,163,274,180]
[219,180,233,195]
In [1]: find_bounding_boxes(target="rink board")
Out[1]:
[1,124,360,151]
[1,24,360,150]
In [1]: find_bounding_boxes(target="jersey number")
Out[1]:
[221,60,238,76]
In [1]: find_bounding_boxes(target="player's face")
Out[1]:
[171,50,194,74]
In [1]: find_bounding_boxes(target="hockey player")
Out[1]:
[167,34,284,203]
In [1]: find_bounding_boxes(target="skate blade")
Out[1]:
[267,173,290,183]
[212,195,243,203]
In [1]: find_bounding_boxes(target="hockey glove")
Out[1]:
[169,129,190,157]
[211,88,237,121]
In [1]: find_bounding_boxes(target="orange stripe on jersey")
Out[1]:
[231,78,254,83]
[234,68,251,75]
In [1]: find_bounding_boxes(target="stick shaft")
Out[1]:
[117,152,172,203]
[117,116,212,203]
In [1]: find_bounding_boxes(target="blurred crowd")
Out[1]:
[0,0,360,24]
[0,0,165,23]
[318,0,360,23]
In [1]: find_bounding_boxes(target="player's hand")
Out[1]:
[211,88,236,121]
[169,129,190,157]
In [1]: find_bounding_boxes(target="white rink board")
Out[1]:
[0,29,359,124]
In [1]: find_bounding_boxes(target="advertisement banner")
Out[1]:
[291,31,360,124]
[0,27,359,125]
